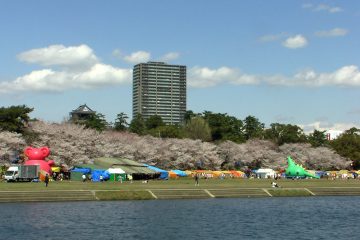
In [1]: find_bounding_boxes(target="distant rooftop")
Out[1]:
[71,104,95,114]
[147,61,165,64]
[69,104,96,122]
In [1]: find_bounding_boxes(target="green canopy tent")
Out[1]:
[107,167,126,182]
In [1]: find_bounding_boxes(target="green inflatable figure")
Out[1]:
[285,156,319,179]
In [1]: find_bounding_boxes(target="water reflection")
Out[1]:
[0,197,359,240]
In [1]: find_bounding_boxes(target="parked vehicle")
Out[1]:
[4,165,40,182]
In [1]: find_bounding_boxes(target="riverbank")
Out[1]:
[1,178,360,202]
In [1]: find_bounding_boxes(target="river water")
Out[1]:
[0,196,359,240]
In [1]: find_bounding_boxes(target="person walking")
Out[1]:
[128,174,133,183]
[194,174,199,186]
[44,174,49,187]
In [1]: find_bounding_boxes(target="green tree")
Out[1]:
[308,130,328,147]
[244,115,264,140]
[331,128,360,169]
[203,111,245,143]
[83,113,108,131]
[263,123,280,141]
[184,116,211,141]
[129,114,146,135]
[145,115,164,130]
[148,125,184,138]
[114,112,129,131]
[184,110,197,123]
[225,116,245,143]
[0,105,33,133]
[264,123,306,145]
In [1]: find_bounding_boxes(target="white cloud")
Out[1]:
[0,63,132,93]
[75,63,132,87]
[299,121,359,133]
[302,3,343,13]
[188,66,259,88]
[282,35,308,49]
[123,51,151,64]
[0,64,132,93]
[259,33,308,49]
[315,4,343,13]
[0,69,59,92]
[17,44,98,69]
[159,52,180,62]
[0,44,132,94]
[266,65,360,87]
[188,65,360,88]
[315,28,348,37]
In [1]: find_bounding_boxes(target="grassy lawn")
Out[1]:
[1,178,359,191]
[95,191,154,200]
[267,189,313,197]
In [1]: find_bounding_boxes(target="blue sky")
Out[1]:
[0,0,359,132]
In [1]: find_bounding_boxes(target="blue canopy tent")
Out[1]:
[315,171,327,178]
[144,165,169,179]
[172,170,187,177]
[71,167,91,174]
[70,167,92,181]
[91,169,110,182]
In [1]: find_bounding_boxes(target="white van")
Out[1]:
[4,165,39,182]
[4,166,19,182]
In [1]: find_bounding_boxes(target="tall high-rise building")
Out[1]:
[133,61,186,125]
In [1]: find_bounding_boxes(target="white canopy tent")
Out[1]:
[256,168,276,179]
[107,168,126,174]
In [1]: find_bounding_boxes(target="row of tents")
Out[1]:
[252,169,360,179]
[70,167,248,182]
[69,158,188,182]
[68,157,360,182]
[68,157,249,182]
